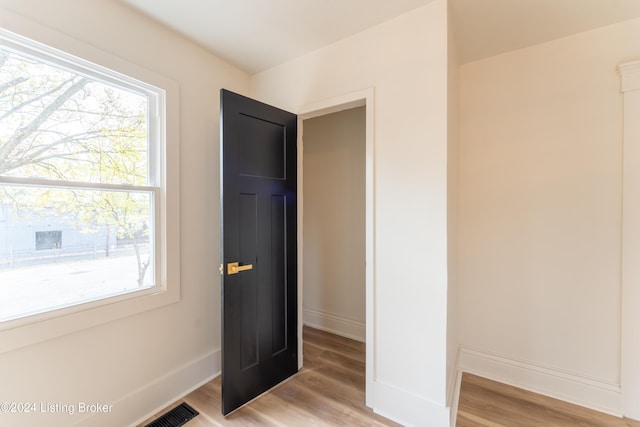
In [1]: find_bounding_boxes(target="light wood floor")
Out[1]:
[142,329,640,427]
[139,326,400,426]
[457,372,640,427]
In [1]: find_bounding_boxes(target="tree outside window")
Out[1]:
[0,41,160,322]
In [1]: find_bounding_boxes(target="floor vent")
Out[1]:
[144,402,199,427]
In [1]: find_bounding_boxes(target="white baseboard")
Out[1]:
[72,348,221,427]
[448,369,463,427]
[458,346,622,417]
[447,348,461,407]
[303,307,365,342]
[372,380,450,427]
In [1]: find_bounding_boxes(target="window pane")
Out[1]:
[0,47,149,185]
[35,230,62,250]
[0,184,154,322]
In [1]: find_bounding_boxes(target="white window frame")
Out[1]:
[0,18,180,354]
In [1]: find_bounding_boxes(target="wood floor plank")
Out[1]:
[269,378,388,427]
[303,329,366,364]
[457,373,640,427]
[304,340,366,374]
[139,326,398,427]
[142,331,640,427]
[457,409,506,427]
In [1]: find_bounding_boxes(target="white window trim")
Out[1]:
[0,13,180,354]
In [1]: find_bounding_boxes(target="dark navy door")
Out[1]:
[220,89,298,415]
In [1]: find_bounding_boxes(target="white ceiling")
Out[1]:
[121,0,640,74]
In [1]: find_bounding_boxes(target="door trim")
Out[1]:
[296,87,375,407]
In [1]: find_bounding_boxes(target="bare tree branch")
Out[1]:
[0,131,101,174]
[0,77,76,121]
[0,76,29,96]
[0,51,8,70]
[0,76,89,161]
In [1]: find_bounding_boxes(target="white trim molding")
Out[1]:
[448,369,463,427]
[303,307,366,342]
[458,347,622,416]
[618,60,640,92]
[74,349,220,427]
[619,59,640,421]
[297,87,376,408]
[372,381,450,427]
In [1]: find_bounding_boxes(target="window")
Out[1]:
[0,24,179,344]
[35,231,62,250]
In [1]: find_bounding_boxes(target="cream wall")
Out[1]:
[252,2,451,425]
[459,17,640,415]
[0,1,249,426]
[302,107,366,342]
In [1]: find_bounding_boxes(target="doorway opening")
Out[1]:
[302,106,366,340]
[297,88,374,407]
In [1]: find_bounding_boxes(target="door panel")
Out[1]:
[238,114,286,179]
[238,192,258,370]
[270,194,287,354]
[220,89,298,415]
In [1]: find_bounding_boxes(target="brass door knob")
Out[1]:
[227,262,253,275]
